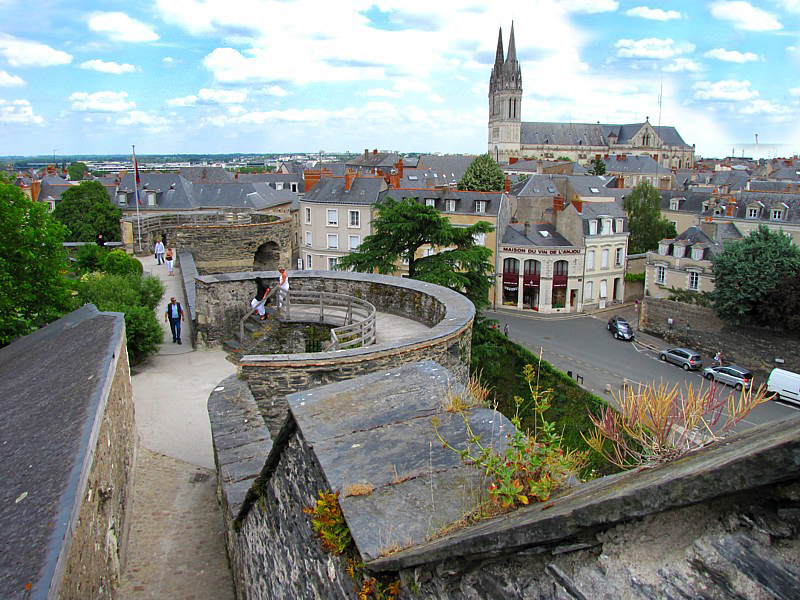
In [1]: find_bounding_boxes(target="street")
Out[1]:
[484,309,799,431]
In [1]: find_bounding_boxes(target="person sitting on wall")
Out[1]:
[252,277,270,321]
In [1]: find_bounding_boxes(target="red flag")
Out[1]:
[132,147,142,205]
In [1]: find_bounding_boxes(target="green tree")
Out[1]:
[752,271,800,333]
[52,180,122,242]
[711,226,800,325]
[458,153,505,192]
[337,197,495,308]
[67,161,89,181]
[0,180,75,345]
[589,156,606,175]
[623,181,677,254]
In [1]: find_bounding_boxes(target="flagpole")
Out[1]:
[132,144,142,253]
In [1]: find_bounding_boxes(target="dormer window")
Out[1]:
[659,242,670,256]
[146,191,157,206]
[589,220,598,235]
[669,199,680,211]
[615,218,624,233]
[771,208,784,220]
[475,200,486,213]
[673,245,685,258]
[747,207,759,219]
[425,198,435,207]
[445,199,456,212]
[603,218,613,234]
[116,192,127,206]
[713,206,724,216]
[691,247,704,260]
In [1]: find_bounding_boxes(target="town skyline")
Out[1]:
[1,0,799,158]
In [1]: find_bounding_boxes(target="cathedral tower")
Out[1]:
[488,23,522,163]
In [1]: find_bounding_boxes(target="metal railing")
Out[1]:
[238,288,377,351]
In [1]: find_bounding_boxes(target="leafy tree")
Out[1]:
[711,226,800,325]
[101,249,142,276]
[752,271,800,333]
[623,181,677,254]
[0,180,75,345]
[337,197,495,308]
[458,153,504,192]
[52,180,122,242]
[67,161,89,181]
[589,156,606,175]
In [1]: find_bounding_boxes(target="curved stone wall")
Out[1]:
[196,271,475,435]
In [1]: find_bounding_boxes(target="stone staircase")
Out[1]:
[223,310,281,364]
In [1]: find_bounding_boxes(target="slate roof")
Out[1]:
[731,191,800,223]
[347,152,400,169]
[579,199,626,219]
[381,188,503,216]
[663,224,741,258]
[502,222,573,247]
[747,180,800,193]
[38,174,77,201]
[415,155,476,181]
[710,170,749,190]
[605,154,660,174]
[565,175,621,198]
[519,121,691,148]
[511,174,562,196]
[178,166,234,183]
[193,182,293,210]
[117,173,199,210]
[302,176,386,206]
[660,190,711,213]
[0,305,124,599]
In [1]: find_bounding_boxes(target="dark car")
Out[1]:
[607,315,634,341]
[702,365,753,391]
[660,347,703,371]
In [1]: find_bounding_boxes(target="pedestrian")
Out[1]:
[503,323,509,337]
[96,233,105,247]
[165,247,174,276]
[714,351,723,367]
[251,276,270,321]
[165,297,184,344]
[154,239,165,265]
[277,267,289,309]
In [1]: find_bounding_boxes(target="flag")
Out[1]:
[132,146,142,205]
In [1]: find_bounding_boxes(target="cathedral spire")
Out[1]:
[494,27,504,71]
[506,21,517,64]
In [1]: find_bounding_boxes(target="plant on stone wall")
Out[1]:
[667,287,711,307]
[583,380,769,469]
[434,364,586,510]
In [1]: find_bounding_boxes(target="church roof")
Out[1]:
[520,121,691,149]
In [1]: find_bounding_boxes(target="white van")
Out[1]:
[767,368,800,405]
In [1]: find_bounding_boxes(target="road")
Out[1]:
[484,309,799,431]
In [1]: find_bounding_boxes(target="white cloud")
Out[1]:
[0,34,72,67]
[738,100,793,119]
[694,80,758,101]
[87,12,159,42]
[704,48,759,63]
[663,58,702,72]
[166,95,197,107]
[198,88,247,104]
[777,0,800,13]
[80,59,137,74]
[69,91,136,112]
[616,38,695,59]
[0,69,24,86]
[367,88,401,98]
[625,6,683,20]
[116,111,170,129]
[557,0,619,13]
[0,99,43,124]
[261,85,289,97]
[709,1,782,31]
[790,87,800,96]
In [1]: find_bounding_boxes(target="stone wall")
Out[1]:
[175,218,291,275]
[58,333,136,599]
[641,297,799,376]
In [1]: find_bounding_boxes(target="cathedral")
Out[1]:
[488,24,695,169]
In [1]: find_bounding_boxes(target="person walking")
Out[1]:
[165,247,174,276]
[165,297,184,344]
[503,323,509,337]
[714,351,723,367]
[154,239,165,265]
[277,267,289,309]
[251,277,270,321]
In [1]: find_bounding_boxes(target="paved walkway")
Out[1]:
[119,255,236,599]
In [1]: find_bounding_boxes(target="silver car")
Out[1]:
[703,365,753,391]
[659,347,703,371]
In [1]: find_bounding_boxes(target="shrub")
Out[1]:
[75,244,108,273]
[121,304,164,364]
[101,249,138,276]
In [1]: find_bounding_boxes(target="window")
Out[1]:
[146,191,157,206]
[589,220,598,235]
[305,207,311,224]
[473,232,486,246]
[601,249,609,268]
[615,247,623,266]
[670,199,680,210]
[587,250,595,270]
[305,231,312,247]
[585,281,594,299]
[445,199,456,212]
[349,210,360,227]
[615,218,624,233]
[327,234,338,249]
[475,200,486,213]
[553,260,568,276]
[328,257,339,270]
[425,198,435,207]
[691,247,704,260]
[116,192,127,206]
[599,279,607,298]
[603,218,613,234]
[659,243,670,256]
[688,271,699,291]
[305,254,312,269]
[656,265,666,284]
[291,182,298,193]
[771,209,784,220]
[589,187,600,194]
[348,235,360,250]
[673,245,684,258]
[747,207,759,219]
[327,209,338,226]
[275,182,284,190]
[503,257,520,274]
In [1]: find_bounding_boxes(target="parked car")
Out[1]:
[607,316,635,341]
[702,365,752,391]
[659,347,703,371]
[767,368,800,404]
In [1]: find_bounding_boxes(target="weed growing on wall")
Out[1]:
[434,364,586,510]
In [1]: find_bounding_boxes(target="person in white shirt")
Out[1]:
[277,267,289,309]
[154,239,165,265]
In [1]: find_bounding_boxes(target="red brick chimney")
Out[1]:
[345,170,356,191]
[234,170,239,180]
[30,179,41,202]
[395,158,404,179]
[509,156,518,165]
[304,169,321,192]
[504,176,511,193]
[373,148,378,155]
[572,200,583,213]
[618,176,625,189]
[553,194,565,212]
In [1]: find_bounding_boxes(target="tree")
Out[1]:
[623,181,677,254]
[589,156,606,175]
[711,226,800,325]
[0,180,74,345]
[458,153,504,192]
[52,180,122,242]
[337,197,495,308]
[67,161,89,181]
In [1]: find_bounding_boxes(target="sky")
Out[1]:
[0,0,798,158]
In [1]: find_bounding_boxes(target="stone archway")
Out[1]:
[254,241,280,271]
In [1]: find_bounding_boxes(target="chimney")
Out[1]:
[524,222,531,237]
[364,148,369,159]
[202,168,207,180]
[304,169,321,192]
[671,166,677,174]
[373,148,378,155]
[509,156,518,165]
[30,179,41,203]
[234,170,239,180]
[553,194,565,212]
[572,200,583,213]
[595,154,601,164]
[537,160,544,174]
[345,170,356,191]
[726,200,736,217]
[505,175,511,193]
[395,158,404,179]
